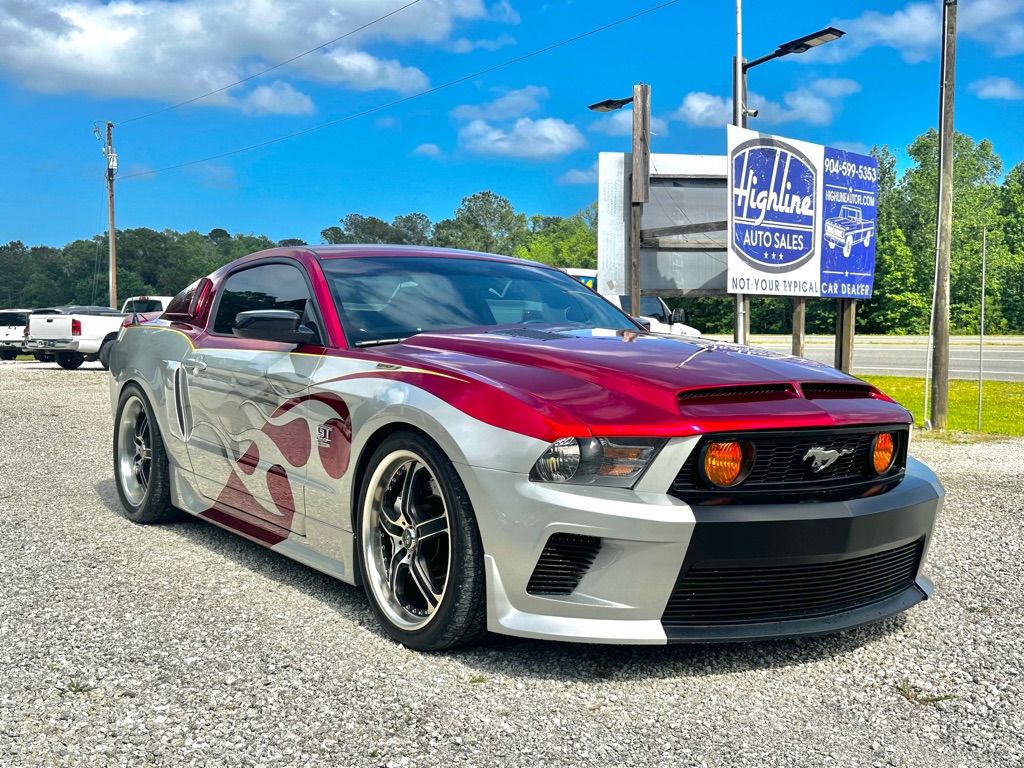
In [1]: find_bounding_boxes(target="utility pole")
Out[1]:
[930,0,957,429]
[629,83,651,318]
[100,122,119,310]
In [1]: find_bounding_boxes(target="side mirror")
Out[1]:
[634,317,652,330]
[671,308,687,324]
[232,310,316,345]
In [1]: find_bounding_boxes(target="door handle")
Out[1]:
[183,359,207,373]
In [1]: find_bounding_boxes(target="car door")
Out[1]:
[183,261,326,538]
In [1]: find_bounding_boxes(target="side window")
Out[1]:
[212,263,315,336]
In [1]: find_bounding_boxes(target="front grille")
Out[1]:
[670,425,908,504]
[662,538,923,627]
[526,533,602,596]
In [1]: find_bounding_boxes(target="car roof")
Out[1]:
[306,244,551,269]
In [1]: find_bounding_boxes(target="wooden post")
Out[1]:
[629,83,651,319]
[791,297,806,357]
[930,0,957,429]
[834,298,856,373]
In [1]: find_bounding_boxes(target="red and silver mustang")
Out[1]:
[108,246,943,650]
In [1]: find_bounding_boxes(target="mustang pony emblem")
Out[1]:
[803,446,854,473]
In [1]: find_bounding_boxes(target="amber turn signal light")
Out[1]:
[703,441,747,487]
[872,433,895,474]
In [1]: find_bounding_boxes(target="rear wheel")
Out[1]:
[56,352,84,370]
[113,385,177,524]
[98,339,114,370]
[356,431,486,651]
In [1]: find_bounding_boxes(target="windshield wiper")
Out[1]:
[354,337,407,347]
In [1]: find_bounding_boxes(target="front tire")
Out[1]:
[356,431,486,651]
[113,384,177,524]
[57,352,84,370]
[843,234,853,258]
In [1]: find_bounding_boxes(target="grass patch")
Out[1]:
[892,678,958,706]
[861,376,1024,437]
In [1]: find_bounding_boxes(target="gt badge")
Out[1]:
[317,424,333,447]
[803,446,854,473]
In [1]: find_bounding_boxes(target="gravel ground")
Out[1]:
[0,361,1021,768]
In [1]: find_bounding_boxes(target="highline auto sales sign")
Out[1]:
[727,125,878,299]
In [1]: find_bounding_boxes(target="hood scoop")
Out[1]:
[678,384,798,406]
[801,383,875,399]
[485,328,570,342]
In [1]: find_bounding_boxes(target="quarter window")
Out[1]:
[212,263,317,336]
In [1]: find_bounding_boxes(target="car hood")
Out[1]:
[375,327,912,436]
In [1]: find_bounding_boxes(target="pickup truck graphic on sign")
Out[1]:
[824,205,875,258]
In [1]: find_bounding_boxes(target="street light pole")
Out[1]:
[732,0,748,344]
[729,12,845,347]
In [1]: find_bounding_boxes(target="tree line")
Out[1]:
[1,128,1021,334]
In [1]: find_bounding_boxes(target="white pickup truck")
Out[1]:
[25,296,173,369]
[0,309,31,360]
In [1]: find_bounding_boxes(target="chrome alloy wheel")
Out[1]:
[362,450,452,631]
[117,395,153,507]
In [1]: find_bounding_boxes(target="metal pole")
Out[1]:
[978,226,986,432]
[732,0,747,345]
[930,0,957,430]
[106,121,117,310]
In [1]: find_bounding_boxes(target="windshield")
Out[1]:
[123,300,164,313]
[0,312,28,326]
[617,296,666,322]
[322,256,639,346]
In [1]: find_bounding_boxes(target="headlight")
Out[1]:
[530,437,666,488]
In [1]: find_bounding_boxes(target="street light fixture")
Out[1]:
[587,96,634,113]
[737,26,845,127]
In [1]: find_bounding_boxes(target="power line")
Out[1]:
[119,0,679,181]
[115,0,424,126]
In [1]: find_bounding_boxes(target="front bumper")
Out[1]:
[466,456,942,644]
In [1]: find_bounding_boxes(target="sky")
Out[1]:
[2,0,1023,249]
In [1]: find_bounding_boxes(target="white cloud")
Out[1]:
[0,0,509,111]
[452,33,516,53]
[489,0,521,24]
[236,81,314,116]
[673,92,731,127]
[588,108,669,137]
[557,163,598,185]
[971,76,1024,100]
[459,118,585,159]
[824,0,1024,63]
[673,80,860,128]
[825,3,939,63]
[412,143,441,157]
[452,86,548,120]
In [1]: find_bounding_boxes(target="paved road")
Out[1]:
[707,335,1024,382]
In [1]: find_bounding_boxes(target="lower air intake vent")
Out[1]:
[526,533,602,596]
[662,538,923,627]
